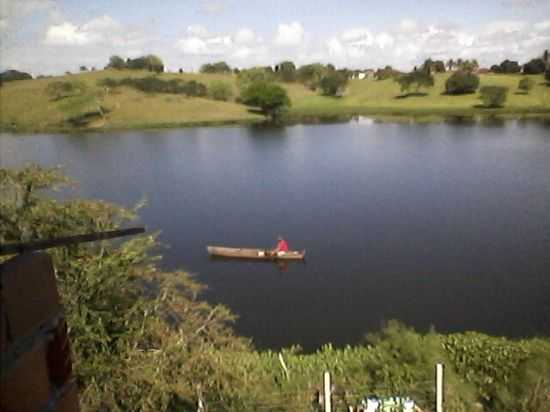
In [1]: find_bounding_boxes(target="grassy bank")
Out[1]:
[1,70,549,133]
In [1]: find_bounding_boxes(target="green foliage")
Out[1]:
[375,66,402,80]
[125,55,164,73]
[208,80,233,101]
[106,55,126,70]
[442,333,530,408]
[0,69,32,85]
[296,63,329,90]
[319,72,348,97]
[275,61,297,82]
[0,166,250,411]
[491,60,521,74]
[45,80,88,101]
[200,61,232,74]
[98,77,207,97]
[523,58,546,75]
[240,81,291,119]
[422,58,446,73]
[395,71,434,95]
[445,71,480,94]
[545,69,550,85]
[518,78,535,94]
[236,67,275,91]
[479,86,508,108]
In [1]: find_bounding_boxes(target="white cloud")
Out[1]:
[44,22,94,45]
[176,36,209,55]
[274,21,304,47]
[234,28,256,45]
[187,24,209,37]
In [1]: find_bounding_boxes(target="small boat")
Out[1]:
[207,245,306,260]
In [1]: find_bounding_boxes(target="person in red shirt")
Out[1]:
[275,236,289,255]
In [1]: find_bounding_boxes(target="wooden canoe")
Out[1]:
[207,246,305,260]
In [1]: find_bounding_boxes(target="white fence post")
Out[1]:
[436,363,444,412]
[324,371,332,412]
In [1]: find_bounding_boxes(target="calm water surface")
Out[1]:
[2,118,550,351]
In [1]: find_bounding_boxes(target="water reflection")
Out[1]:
[2,119,550,350]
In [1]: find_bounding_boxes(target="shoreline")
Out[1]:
[2,108,549,134]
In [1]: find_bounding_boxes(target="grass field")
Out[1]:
[1,69,549,132]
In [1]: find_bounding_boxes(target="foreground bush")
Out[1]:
[0,166,249,411]
[479,86,508,108]
[445,71,480,94]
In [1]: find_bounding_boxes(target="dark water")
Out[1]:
[2,118,550,351]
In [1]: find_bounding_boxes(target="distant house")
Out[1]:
[351,69,375,80]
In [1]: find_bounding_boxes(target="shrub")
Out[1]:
[97,77,207,97]
[240,80,290,119]
[208,80,233,101]
[319,72,348,96]
[479,86,508,108]
[445,71,480,94]
[45,80,88,100]
[518,78,535,94]
[395,71,434,95]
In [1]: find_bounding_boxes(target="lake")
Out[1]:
[1,118,550,351]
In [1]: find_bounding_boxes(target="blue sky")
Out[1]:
[1,0,549,74]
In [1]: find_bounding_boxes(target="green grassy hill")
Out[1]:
[1,69,549,132]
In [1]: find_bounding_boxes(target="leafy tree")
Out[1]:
[296,63,328,90]
[479,86,508,108]
[492,59,521,74]
[208,80,233,101]
[106,55,126,70]
[546,68,550,84]
[421,58,445,74]
[240,80,290,119]
[126,55,164,73]
[445,71,480,94]
[518,78,535,94]
[79,66,88,72]
[375,66,401,80]
[523,58,546,75]
[275,61,296,82]
[0,70,32,85]
[200,61,231,74]
[395,71,434,95]
[236,67,275,90]
[319,72,348,96]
